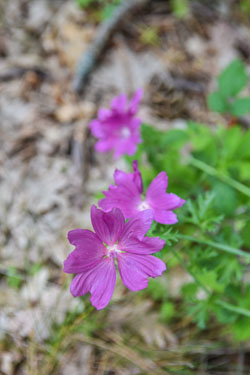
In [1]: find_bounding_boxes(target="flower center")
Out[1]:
[138,200,150,211]
[106,244,122,258]
[121,126,130,138]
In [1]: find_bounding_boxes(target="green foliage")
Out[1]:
[171,0,190,18]
[160,301,175,321]
[76,0,121,20]
[181,192,224,232]
[208,59,250,118]
[139,27,159,46]
[240,0,250,14]
[6,267,22,289]
[136,117,250,341]
[147,278,168,301]
[218,59,247,97]
[230,97,250,116]
[77,0,93,7]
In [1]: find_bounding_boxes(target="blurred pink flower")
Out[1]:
[89,89,143,159]
[64,205,165,310]
[99,161,185,224]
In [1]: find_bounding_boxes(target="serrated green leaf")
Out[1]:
[207,91,228,113]
[218,59,247,97]
[189,301,209,329]
[197,270,225,293]
[230,97,250,116]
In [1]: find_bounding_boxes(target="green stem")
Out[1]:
[216,301,250,318]
[189,156,250,198]
[170,247,210,294]
[178,234,250,261]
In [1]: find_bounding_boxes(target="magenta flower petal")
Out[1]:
[91,205,125,245]
[95,138,117,153]
[113,161,143,194]
[153,210,178,224]
[146,172,185,210]
[132,160,143,193]
[70,257,116,310]
[146,171,168,200]
[117,253,166,291]
[64,229,106,273]
[89,119,105,138]
[99,182,141,219]
[89,91,142,159]
[120,235,165,255]
[113,138,137,160]
[129,88,143,115]
[98,108,111,121]
[111,93,127,112]
[120,210,153,241]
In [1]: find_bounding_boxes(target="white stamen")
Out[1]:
[121,127,130,138]
[138,201,150,211]
[106,244,122,258]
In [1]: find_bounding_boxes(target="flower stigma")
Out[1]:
[106,244,122,258]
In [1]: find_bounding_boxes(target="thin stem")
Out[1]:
[189,156,250,198]
[178,234,250,261]
[170,247,210,294]
[216,301,250,318]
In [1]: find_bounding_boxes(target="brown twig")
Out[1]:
[73,0,149,94]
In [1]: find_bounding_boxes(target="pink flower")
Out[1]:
[64,206,166,310]
[99,161,185,224]
[89,89,143,159]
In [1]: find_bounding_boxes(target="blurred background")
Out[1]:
[1,0,250,374]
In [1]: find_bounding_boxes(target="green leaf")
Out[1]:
[181,282,198,301]
[147,278,168,301]
[162,129,188,146]
[232,317,250,341]
[76,0,93,8]
[230,97,250,116]
[189,301,209,329]
[101,3,118,20]
[236,130,250,158]
[218,59,248,98]
[212,182,238,216]
[237,161,250,181]
[207,91,228,113]
[171,0,190,18]
[6,267,22,289]
[222,126,242,160]
[197,270,225,293]
[160,301,175,321]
